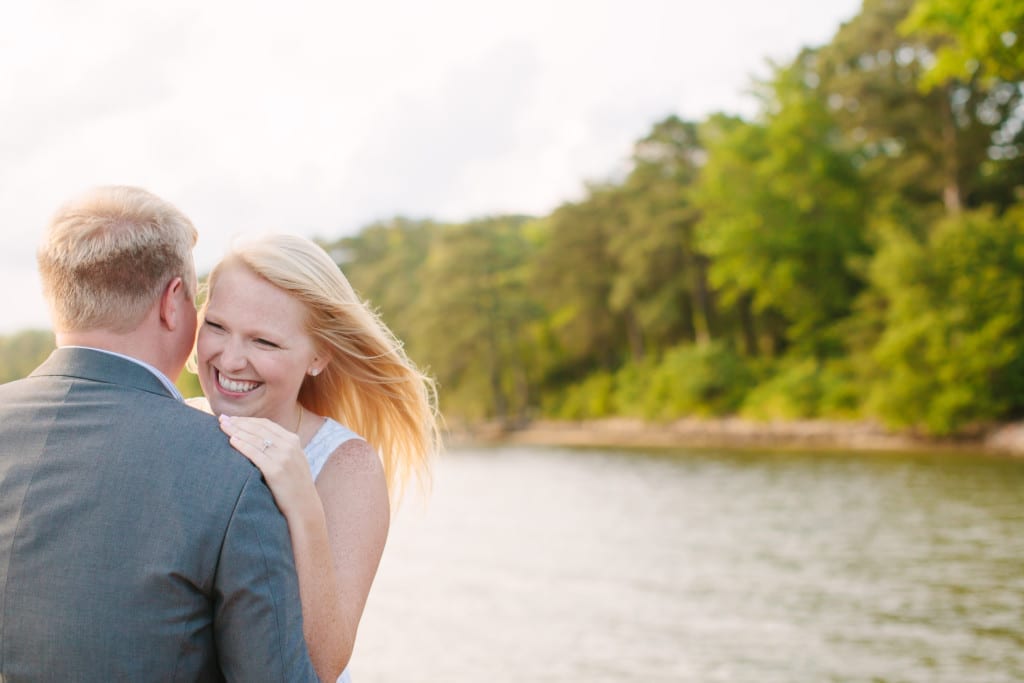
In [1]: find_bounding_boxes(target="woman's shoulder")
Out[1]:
[307,417,364,453]
[305,416,370,480]
[313,420,387,502]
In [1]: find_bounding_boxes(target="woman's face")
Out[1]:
[196,262,320,428]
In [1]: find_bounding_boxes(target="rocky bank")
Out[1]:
[445,417,1024,457]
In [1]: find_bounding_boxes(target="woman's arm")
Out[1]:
[218,415,389,682]
[310,438,390,675]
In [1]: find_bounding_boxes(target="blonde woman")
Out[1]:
[192,234,440,682]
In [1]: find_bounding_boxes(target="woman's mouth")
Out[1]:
[215,370,262,395]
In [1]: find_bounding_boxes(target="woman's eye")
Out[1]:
[255,338,280,349]
[204,320,225,331]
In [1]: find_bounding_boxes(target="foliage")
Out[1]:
[0,330,55,383]
[611,116,713,353]
[740,358,861,420]
[816,0,1024,213]
[900,0,1024,87]
[321,217,437,352]
[693,57,868,356]
[408,216,542,421]
[543,343,757,421]
[864,206,1024,434]
[542,371,616,420]
[630,343,757,419]
[532,187,629,374]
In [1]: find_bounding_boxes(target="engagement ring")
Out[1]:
[261,439,273,452]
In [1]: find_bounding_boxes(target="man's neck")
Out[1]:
[56,329,176,381]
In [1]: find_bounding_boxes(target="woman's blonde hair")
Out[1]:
[204,233,440,501]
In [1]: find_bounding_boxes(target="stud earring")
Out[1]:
[309,368,321,376]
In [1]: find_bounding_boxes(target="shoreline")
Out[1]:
[444,417,1024,457]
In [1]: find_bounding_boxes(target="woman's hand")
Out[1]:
[218,415,319,518]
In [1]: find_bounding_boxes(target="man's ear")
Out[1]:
[159,276,186,331]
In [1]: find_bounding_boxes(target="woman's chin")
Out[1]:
[201,392,231,417]
[206,394,261,419]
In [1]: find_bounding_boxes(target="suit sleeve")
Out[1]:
[213,471,319,682]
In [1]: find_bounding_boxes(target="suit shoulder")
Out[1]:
[158,399,260,479]
[0,375,35,397]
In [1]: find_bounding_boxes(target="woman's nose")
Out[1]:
[218,337,248,372]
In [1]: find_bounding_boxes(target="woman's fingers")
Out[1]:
[219,415,283,441]
[220,416,292,454]
[218,419,277,472]
[218,420,274,463]
[218,414,313,513]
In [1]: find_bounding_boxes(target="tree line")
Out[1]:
[4,0,1022,436]
[326,0,1024,435]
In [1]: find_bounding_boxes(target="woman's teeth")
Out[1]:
[217,373,260,393]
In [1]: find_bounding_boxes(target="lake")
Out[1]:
[347,444,1024,682]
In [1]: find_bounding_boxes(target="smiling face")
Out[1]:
[196,262,320,428]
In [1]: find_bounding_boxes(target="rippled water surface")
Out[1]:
[348,446,1024,682]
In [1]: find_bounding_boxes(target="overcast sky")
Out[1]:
[1,0,861,333]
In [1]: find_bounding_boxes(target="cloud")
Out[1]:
[342,41,544,222]
[0,4,185,167]
[0,0,863,332]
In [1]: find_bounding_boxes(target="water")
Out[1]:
[347,445,1024,682]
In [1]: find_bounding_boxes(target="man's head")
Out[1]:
[38,186,200,377]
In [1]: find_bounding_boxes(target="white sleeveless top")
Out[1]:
[303,416,363,683]
[304,416,363,480]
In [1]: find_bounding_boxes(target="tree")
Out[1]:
[412,217,541,421]
[899,0,1024,210]
[612,116,714,353]
[533,188,631,374]
[321,217,437,352]
[864,205,1024,434]
[901,0,1024,87]
[694,56,868,358]
[817,0,1023,213]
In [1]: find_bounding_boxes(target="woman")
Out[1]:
[193,234,441,682]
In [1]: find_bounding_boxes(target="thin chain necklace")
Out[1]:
[295,404,304,437]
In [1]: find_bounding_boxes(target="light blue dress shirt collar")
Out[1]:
[60,345,185,402]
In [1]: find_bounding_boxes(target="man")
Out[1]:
[0,186,318,681]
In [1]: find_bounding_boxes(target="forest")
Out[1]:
[4,0,1023,437]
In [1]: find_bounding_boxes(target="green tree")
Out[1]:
[865,205,1024,434]
[898,0,1024,210]
[533,188,630,374]
[321,217,437,353]
[901,0,1024,87]
[612,116,714,354]
[412,217,541,421]
[694,56,868,358]
[817,0,1022,213]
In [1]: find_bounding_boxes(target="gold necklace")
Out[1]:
[295,404,304,435]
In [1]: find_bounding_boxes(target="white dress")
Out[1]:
[304,417,364,683]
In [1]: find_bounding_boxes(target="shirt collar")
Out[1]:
[58,345,184,402]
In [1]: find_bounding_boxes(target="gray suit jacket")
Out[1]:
[0,348,318,682]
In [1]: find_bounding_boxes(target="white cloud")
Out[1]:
[0,0,860,333]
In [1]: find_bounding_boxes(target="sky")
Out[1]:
[0,0,862,334]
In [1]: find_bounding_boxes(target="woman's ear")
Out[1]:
[305,353,322,376]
